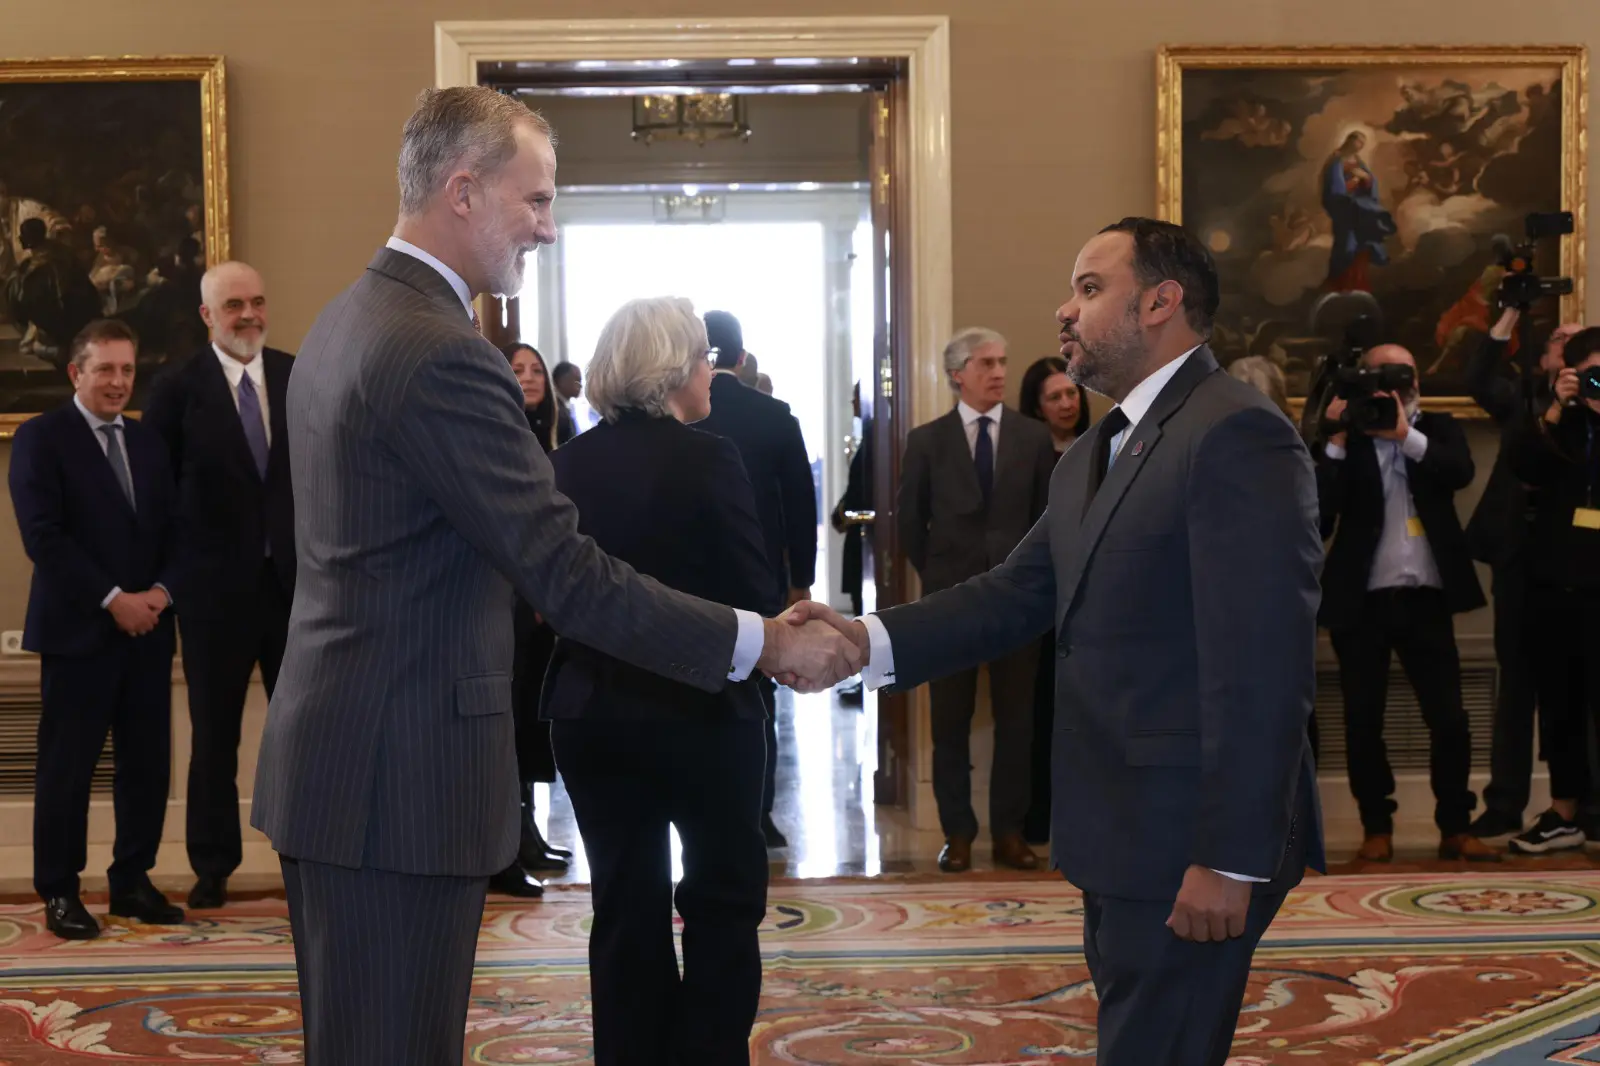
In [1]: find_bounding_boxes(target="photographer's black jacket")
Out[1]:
[1510,406,1600,591]
[1464,333,1547,566]
[1315,411,1486,631]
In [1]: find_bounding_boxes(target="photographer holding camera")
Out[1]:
[1462,306,1582,839]
[1317,343,1495,863]
[1504,327,1600,854]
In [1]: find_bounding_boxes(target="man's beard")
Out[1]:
[1066,296,1144,397]
[220,325,266,359]
[475,211,527,297]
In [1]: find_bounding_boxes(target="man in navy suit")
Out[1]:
[141,262,297,911]
[696,309,818,847]
[8,318,186,940]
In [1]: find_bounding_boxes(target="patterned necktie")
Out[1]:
[100,424,135,510]
[237,371,270,479]
[1086,407,1131,508]
[974,415,995,507]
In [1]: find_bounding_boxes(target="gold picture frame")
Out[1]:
[1156,45,1586,418]
[0,55,228,438]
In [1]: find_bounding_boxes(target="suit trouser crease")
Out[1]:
[1330,589,1474,837]
[929,642,1039,839]
[184,562,289,878]
[281,856,487,1066]
[35,641,172,899]
[1082,890,1287,1066]
[554,717,768,1066]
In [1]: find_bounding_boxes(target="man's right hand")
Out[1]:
[757,610,862,693]
[1490,306,1521,341]
[108,592,161,636]
[1323,397,1349,451]
[1550,367,1580,423]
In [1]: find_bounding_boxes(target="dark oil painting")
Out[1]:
[0,79,211,419]
[1177,63,1575,402]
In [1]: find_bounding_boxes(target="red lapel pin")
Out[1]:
[1131,441,1145,456]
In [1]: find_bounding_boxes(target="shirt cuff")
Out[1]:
[152,583,172,608]
[1212,868,1269,883]
[860,614,897,690]
[101,586,123,609]
[1322,441,1347,461]
[1400,427,1429,462]
[728,609,764,682]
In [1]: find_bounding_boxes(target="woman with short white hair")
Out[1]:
[544,295,773,1066]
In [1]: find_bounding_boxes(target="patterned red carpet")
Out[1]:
[4,871,1600,1063]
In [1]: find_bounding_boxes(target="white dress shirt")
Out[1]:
[384,236,766,682]
[859,345,1262,882]
[213,343,271,445]
[1322,416,1440,591]
[956,400,1003,457]
[75,395,171,610]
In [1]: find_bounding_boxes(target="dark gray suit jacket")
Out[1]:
[898,405,1057,594]
[878,348,1324,900]
[251,248,739,877]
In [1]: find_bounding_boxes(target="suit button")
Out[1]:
[1057,644,1071,659]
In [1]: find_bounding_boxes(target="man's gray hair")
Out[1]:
[942,326,1006,389]
[586,297,707,422]
[397,87,555,217]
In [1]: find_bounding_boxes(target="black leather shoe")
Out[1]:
[44,895,99,940]
[519,785,572,867]
[109,881,185,925]
[188,875,227,911]
[488,864,545,899]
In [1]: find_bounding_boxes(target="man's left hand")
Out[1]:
[1369,392,1410,442]
[1167,865,1251,942]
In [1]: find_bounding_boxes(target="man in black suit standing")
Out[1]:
[8,318,187,940]
[898,327,1057,873]
[697,309,818,847]
[1316,343,1498,863]
[141,261,296,910]
[787,218,1324,1065]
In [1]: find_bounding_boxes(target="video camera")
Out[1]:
[1499,211,1575,309]
[1580,365,1600,402]
[1329,362,1416,433]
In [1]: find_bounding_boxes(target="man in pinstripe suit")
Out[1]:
[250,87,860,1065]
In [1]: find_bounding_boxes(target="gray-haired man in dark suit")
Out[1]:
[250,86,859,1065]
[787,218,1324,1066]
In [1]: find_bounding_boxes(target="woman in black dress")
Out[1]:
[1017,356,1091,844]
[492,342,573,897]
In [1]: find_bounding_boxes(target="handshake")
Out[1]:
[755,601,871,693]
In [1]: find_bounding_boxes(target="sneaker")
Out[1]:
[1508,810,1587,855]
[1469,809,1524,839]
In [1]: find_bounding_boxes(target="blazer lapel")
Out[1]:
[265,351,291,478]
[942,409,983,506]
[198,349,264,482]
[1056,348,1219,618]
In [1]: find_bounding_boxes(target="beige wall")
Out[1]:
[1,0,1596,631]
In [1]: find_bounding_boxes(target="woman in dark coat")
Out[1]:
[1017,356,1091,844]
[545,297,774,1066]
[492,342,572,897]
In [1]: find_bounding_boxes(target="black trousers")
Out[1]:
[930,642,1038,839]
[182,561,290,879]
[281,856,487,1065]
[1082,889,1286,1065]
[554,716,769,1066]
[1330,588,1475,836]
[1482,558,1541,819]
[35,639,173,900]
[1529,584,1600,802]
[511,601,557,784]
[759,678,778,817]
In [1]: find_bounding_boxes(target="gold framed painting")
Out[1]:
[1157,45,1586,416]
[0,55,228,438]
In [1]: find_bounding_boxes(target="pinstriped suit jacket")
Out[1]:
[251,248,738,876]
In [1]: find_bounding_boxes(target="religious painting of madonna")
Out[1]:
[0,56,228,435]
[1157,46,1586,414]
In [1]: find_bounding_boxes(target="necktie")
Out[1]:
[237,371,270,479]
[1086,407,1131,509]
[974,415,995,507]
[100,424,135,510]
